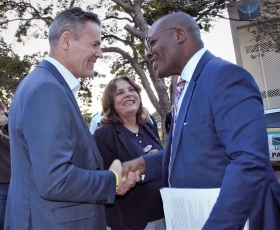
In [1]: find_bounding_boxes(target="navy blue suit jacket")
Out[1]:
[5,60,116,229]
[144,51,280,229]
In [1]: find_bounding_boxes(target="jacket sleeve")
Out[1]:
[94,126,129,229]
[22,81,116,203]
[203,62,270,229]
[143,149,164,182]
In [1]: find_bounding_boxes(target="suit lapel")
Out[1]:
[142,123,163,148]
[37,60,78,107]
[115,123,141,159]
[37,60,104,169]
[170,51,214,166]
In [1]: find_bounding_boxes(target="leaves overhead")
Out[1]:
[250,0,280,53]
[0,0,107,107]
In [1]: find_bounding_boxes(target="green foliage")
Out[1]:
[0,38,40,107]
[79,78,93,107]
[110,56,133,76]
[142,0,228,31]
[0,0,240,119]
[0,0,103,106]
[82,109,93,127]
[0,0,242,145]
[253,0,280,52]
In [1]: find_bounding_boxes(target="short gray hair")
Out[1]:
[49,7,100,46]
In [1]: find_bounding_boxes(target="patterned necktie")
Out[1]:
[168,78,186,186]
[173,79,186,124]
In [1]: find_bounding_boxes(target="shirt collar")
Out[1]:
[180,48,206,82]
[44,56,81,97]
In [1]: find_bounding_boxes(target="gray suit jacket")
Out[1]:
[5,60,116,229]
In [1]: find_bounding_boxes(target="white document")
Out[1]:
[160,188,249,230]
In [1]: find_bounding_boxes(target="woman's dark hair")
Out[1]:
[101,76,147,125]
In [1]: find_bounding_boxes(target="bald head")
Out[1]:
[145,12,204,78]
[150,12,204,49]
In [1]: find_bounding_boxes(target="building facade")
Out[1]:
[227,0,280,110]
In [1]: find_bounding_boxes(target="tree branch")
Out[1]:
[0,16,52,27]
[124,24,146,40]
[110,0,134,12]
[0,40,28,72]
[1,1,53,26]
[102,15,133,23]
[70,0,76,8]
[102,34,138,58]
[102,34,131,46]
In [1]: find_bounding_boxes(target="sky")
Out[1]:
[8,10,236,115]
[201,17,236,64]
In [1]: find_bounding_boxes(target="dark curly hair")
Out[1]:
[101,76,147,125]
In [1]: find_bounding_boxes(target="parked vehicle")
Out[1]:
[265,108,280,163]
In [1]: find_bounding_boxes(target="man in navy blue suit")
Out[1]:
[5,7,136,229]
[122,12,280,229]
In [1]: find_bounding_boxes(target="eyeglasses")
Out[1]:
[145,27,177,52]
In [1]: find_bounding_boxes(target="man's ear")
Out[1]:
[175,28,187,44]
[61,31,72,50]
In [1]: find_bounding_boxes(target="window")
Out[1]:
[238,1,261,20]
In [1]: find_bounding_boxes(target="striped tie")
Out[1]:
[174,79,186,123]
[168,78,186,186]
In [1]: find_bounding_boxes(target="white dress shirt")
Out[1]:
[177,48,206,112]
[44,56,81,100]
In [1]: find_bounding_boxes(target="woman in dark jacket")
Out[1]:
[94,76,165,230]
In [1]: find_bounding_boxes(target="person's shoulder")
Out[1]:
[22,66,57,86]
[207,55,240,70]
[19,74,63,100]
[144,122,153,130]
[205,56,250,77]
[144,122,159,135]
[91,112,103,120]
[95,123,114,135]
[207,55,233,66]
[94,123,117,143]
[91,112,98,118]
[149,115,156,121]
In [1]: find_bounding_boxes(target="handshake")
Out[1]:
[109,158,146,196]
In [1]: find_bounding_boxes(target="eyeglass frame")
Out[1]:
[145,27,177,52]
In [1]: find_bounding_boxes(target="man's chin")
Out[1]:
[84,71,95,79]
[155,70,168,79]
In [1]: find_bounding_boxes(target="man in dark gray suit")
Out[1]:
[5,7,136,229]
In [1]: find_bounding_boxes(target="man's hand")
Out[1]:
[109,159,122,183]
[109,159,140,196]
[121,157,146,183]
[116,171,140,195]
